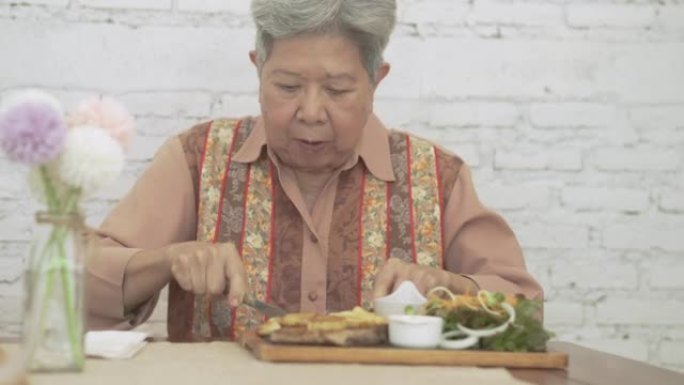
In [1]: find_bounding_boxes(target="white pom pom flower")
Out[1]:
[57,126,124,195]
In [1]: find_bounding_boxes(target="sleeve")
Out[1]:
[86,136,198,330]
[443,164,543,301]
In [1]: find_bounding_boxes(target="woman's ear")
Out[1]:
[374,62,391,87]
[249,50,259,67]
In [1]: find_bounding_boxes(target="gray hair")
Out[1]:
[251,0,397,80]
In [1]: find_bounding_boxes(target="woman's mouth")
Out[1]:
[296,139,327,152]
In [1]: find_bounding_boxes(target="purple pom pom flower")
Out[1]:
[0,91,67,165]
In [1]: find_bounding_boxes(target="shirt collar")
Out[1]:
[233,115,396,182]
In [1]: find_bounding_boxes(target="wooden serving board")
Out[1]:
[243,332,568,369]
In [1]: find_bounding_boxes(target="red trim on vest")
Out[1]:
[213,120,242,243]
[385,181,391,260]
[266,162,276,303]
[405,136,417,264]
[434,146,445,268]
[356,171,367,306]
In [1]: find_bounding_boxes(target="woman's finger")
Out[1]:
[206,252,226,295]
[189,250,207,294]
[221,243,248,307]
[372,258,401,298]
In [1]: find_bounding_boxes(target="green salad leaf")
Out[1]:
[479,298,552,352]
[424,292,553,352]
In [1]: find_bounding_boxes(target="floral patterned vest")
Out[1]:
[166,118,462,342]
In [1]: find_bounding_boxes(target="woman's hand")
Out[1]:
[167,242,248,307]
[372,257,478,298]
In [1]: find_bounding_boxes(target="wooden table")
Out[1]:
[513,341,684,385]
[1,340,683,385]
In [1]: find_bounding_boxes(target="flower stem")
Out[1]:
[31,217,84,369]
[38,166,60,212]
[57,239,84,366]
[55,190,84,366]
[30,165,86,369]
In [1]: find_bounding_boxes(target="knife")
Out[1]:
[243,298,287,318]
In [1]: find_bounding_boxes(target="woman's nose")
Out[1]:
[296,89,327,125]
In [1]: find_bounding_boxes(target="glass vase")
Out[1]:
[22,212,89,372]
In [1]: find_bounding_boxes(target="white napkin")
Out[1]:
[85,330,149,359]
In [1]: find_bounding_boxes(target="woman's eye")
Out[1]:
[327,88,350,96]
[277,84,299,93]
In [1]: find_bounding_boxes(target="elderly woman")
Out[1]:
[87,0,542,342]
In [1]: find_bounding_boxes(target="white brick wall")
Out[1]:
[543,301,584,327]
[650,261,684,289]
[551,257,640,290]
[471,0,564,27]
[597,299,684,325]
[529,103,618,129]
[560,187,650,213]
[176,0,251,15]
[659,190,684,213]
[478,184,552,210]
[566,4,656,29]
[1,0,683,372]
[660,341,684,366]
[578,338,650,362]
[603,221,684,252]
[593,147,681,171]
[495,147,584,171]
[79,0,172,11]
[0,0,68,5]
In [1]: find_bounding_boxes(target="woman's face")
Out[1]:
[253,34,388,174]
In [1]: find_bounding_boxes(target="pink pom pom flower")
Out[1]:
[0,91,67,165]
[67,96,135,150]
